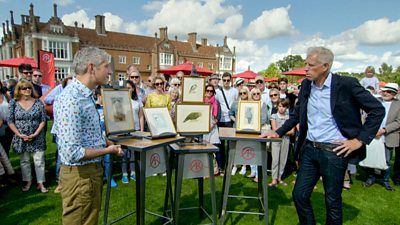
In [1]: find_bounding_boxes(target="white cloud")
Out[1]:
[142,1,166,12]
[245,5,296,40]
[54,0,74,6]
[61,10,124,32]
[102,12,123,32]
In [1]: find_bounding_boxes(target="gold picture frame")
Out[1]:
[101,88,135,136]
[175,103,211,134]
[236,100,261,133]
[182,76,206,103]
[143,107,177,138]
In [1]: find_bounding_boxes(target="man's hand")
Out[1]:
[333,139,363,157]
[376,128,386,138]
[259,130,280,138]
[107,145,124,156]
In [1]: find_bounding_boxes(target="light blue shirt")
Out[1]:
[44,84,64,104]
[52,79,106,166]
[306,73,347,143]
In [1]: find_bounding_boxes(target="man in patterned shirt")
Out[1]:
[53,47,124,225]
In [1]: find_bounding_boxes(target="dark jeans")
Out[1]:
[392,147,400,184]
[293,142,348,225]
[216,121,233,170]
[366,145,394,183]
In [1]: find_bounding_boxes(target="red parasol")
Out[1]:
[281,67,306,76]
[0,56,38,68]
[265,77,278,82]
[158,62,213,76]
[233,69,258,79]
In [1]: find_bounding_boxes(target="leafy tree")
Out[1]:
[276,55,304,72]
[259,63,281,78]
[379,63,393,75]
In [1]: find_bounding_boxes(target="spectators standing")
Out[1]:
[263,46,384,225]
[52,47,123,225]
[0,81,12,156]
[254,75,270,107]
[8,79,47,193]
[360,66,380,93]
[32,69,50,95]
[278,77,298,111]
[169,87,181,123]
[364,83,400,191]
[127,65,146,103]
[145,75,171,110]
[10,64,42,98]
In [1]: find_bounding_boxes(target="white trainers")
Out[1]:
[239,166,247,175]
[231,166,238,176]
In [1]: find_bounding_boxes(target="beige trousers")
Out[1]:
[20,151,45,183]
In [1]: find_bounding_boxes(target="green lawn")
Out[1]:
[0,125,399,225]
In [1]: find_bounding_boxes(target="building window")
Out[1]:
[219,56,232,70]
[147,65,151,70]
[108,55,112,63]
[55,67,69,80]
[119,56,126,64]
[50,25,63,33]
[198,62,203,67]
[118,73,126,81]
[159,53,173,66]
[132,56,140,65]
[208,63,213,70]
[45,41,69,59]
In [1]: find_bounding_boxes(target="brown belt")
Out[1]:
[305,140,340,152]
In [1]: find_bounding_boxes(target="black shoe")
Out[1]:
[363,179,374,187]
[393,180,400,186]
[383,182,395,191]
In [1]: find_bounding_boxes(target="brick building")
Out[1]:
[0,3,236,81]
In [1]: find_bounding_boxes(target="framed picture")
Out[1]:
[176,103,211,134]
[236,100,261,133]
[101,88,135,136]
[182,76,205,103]
[143,107,177,138]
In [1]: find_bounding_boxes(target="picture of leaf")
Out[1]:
[183,112,202,122]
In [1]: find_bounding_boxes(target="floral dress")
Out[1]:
[8,99,47,153]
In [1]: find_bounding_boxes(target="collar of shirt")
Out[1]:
[311,72,332,90]
[72,78,93,98]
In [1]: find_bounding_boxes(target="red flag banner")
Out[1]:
[39,50,56,88]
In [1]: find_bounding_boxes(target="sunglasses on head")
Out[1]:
[33,74,42,77]
[21,86,32,91]
[155,82,164,86]
[270,94,278,97]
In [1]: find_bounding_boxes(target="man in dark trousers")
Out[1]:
[262,46,384,225]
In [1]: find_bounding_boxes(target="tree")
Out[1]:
[379,63,393,75]
[276,55,304,72]
[259,63,280,78]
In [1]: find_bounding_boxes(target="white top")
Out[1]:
[131,99,143,131]
[261,88,270,106]
[0,95,9,121]
[215,87,238,122]
[360,76,379,91]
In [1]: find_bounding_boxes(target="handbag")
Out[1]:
[359,138,388,170]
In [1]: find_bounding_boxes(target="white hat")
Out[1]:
[235,78,245,86]
[381,83,399,93]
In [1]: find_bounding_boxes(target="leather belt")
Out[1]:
[305,140,340,152]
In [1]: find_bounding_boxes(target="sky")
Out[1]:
[1,0,400,73]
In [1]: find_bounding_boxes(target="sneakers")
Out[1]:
[239,166,247,175]
[110,178,118,188]
[231,166,238,176]
[383,182,395,191]
[122,175,129,184]
[363,178,374,188]
[130,172,136,181]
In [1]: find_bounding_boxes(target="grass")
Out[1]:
[0,123,399,225]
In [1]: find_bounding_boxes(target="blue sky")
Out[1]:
[1,0,400,73]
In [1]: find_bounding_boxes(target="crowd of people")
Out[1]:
[0,46,399,225]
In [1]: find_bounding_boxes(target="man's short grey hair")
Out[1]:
[72,47,109,75]
[307,46,334,69]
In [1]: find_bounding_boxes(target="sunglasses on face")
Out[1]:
[223,79,231,82]
[130,76,139,79]
[173,84,180,86]
[270,94,278,97]
[206,89,214,93]
[252,93,261,96]
[21,86,32,91]
[22,71,33,75]
[239,92,247,95]
[255,80,264,84]
[155,82,164,86]
[33,74,42,78]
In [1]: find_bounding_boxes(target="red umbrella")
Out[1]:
[282,67,306,76]
[233,69,258,79]
[158,62,213,76]
[0,56,38,68]
[379,81,386,87]
[265,77,278,82]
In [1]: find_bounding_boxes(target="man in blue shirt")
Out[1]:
[263,47,384,225]
[53,47,123,225]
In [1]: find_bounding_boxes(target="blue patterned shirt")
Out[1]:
[52,79,106,166]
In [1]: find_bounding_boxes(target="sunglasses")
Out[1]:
[22,71,33,75]
[223,79,231,82]
[33,74,42,77]
[252,93,261,96]
[173,84,180,86]
[21,87,32,91]
[130,76,140,79]
[255,80,264,84]
[270,94,278,97]
[239,92,247,95]
[206,89,214,93]
[155,82,164,86]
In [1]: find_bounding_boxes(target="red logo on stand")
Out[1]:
[42,54,51,63]
[241,147,256,161]
[189,159,203,172]
[150,153,161,168]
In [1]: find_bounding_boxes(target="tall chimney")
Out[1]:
[6,20,10,34]
[188,32,197,49]
[10,11,14,25]
[2,23,6,36]
[174,35,178,41]
[53,4,58,18]
[101,15,106,34]
[159,27,168,40]
[95,15,106,35]
[233,46,236,55]
[223,36,228,46]
[201,38,207,46]
[74,21,78,36]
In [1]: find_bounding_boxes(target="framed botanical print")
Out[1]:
[143,107,177,138]
[175,103,211,134]
[182,76,205,103]
[101,88,135,136]
[236,100,261,133]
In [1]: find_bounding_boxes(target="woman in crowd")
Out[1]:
[169,86,181,123]
[8,79,47,193]
[121,80,145,183]
[145,75,171,110]
[0,81,13,156]
[229,86,250,176]
[268,88,280,115]
[203,84,221,174]
[269,99,294,187]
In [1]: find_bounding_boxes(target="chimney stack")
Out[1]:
[53,4,58,18]
[159,27,168,40]
[2,23,6,36]
[188,32,197,49]
[223,36,228,46]
[95,15,106,35]
[174,35,177,41]
[81,23,84,28]
[10,11,14,25]
[201,38,207,46]
[6,20,10,34]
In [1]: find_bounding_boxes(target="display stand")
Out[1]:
[218,127,281,225]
